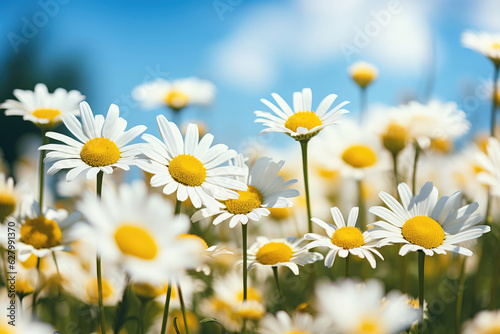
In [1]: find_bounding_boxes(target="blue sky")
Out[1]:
[1,0,500,152]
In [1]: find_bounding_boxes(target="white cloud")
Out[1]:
[210,0,433,90]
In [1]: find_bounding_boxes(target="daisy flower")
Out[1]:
[132,77,215,111]
[255,88,349,141]
[366,105,410,157]
[369,182,490,256]
[477,137,500,197]
[247,236,323,275]
[15,201,81,261]
[40,101,147,181]
[462,309,500,334]
[305,207,383,269]
[348,61,378,88]
[258,310,331,334]
[315,279,419,334]
[0,173,18,222]
[462,30,500,65]
[77,180,203,283]
[138,116,247,212]
[191,155,299,228]
[0,83,85,127]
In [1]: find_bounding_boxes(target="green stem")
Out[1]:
[357,180,366,229]
[412,142,421,193]
[489,246,500,309]
[96,171,106,334]
[392,153,399,193]
[272,266,287,312]
[490,64,499,137]
[139,299,148,334]
[456,257,466,334]
[31,257,41,318]
[39,131,49,213]
[345,254,350,279]
[299,140,312,233]
[417,251,425,334]
[175,199,182,215]
[160,278,173,334]
[242,223,248,334]
[399,248,408,294]
[176,278,190,334]
[360,86,367,122]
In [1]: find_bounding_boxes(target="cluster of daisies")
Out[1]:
[0,29,500,334]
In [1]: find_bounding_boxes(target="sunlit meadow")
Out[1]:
[1,1,500,334]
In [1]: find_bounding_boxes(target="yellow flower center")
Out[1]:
[16,278,34,296]
[32,108,61,121]
[342,144,377,168]
[235,303,265,320]
[163,90,190,110]
[20,216,62,249]
[316,167,339,180]
[430,138,452,153]
[237,287,262,302]
[177,233,209,249]
[491,42,500,50]
[268,207,291,220]
[256,242,293,265]
[285,332,310,334]
[0,192,16,220]
[168,154,207,187]
[356,318,384,334]
[351,68,377,88]
[382,122,407,155]
[0,323,17,334]
[86,278,114,304]
[481,325,500,334]
[401,216,445,249]
[20,254,39,269]
[114,224,158,260]
[80,138,121,167]
[331,226,365,249]
[168,310,200,334]
[225,185,263,215]
[284,111,322,132]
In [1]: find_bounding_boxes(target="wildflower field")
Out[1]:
[1,1,500,334]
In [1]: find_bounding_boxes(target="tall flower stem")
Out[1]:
[345,254,350,279]
[272,266,287,312]
[490,64,499,137]
[38,130,49,212]
[412,142,421,193]
[417,251,425,334]
[359,87,367,123]
[139,300,148,334]
[356,180,366,229]
[176,277,190,334]
[489,248,500,309]
[31,257,41,318]
[160,200,182,334]
[456,257,466,334]
[241,223,248,334]
[299,140,312,233]
[95,171,106,334]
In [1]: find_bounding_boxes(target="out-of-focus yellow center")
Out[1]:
[284,111,322,132]
[480,325,500,334]
[20,254,39,269]
[285,331,310,334]
[382,122,407,155]
[16,279,34,296]
[80,138,120,167]
[168,310,200,334]
[351,67,377,88]
[86,278,114,304]
[357,317,384,334]
[114,224,158,260]
[164,90,189,110]
[20,216,62,249]
[491,42,500,50]
[237,287,262,302]
[32,108,61,121]
[256,242,293,265]
[177,233,209,249]
[342,144,377,168]
[225,185,263,215]
[268,207,291,220]
[0,323,17,334]
[430,138,452,153]
[0,192,16,220]
[168,154,206,187]
[331,226,365,249]
[401,216,445,249]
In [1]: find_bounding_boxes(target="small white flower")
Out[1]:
[348,61,378,88]
[255,88,349,141]
[462,30,500,65]
[40,101,146,181]
[369,182,490,256]
[258,310,331,334]
[477,137,500,197]
[0,83,85,127]
[462,309,500,334]
[247,236,323,275]
[305,207,383,269]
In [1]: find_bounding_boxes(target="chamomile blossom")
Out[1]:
[191,155,299,228]
[132,77,215,111]
[369,182,490,256]
[258,311,331,334]
[138,115,247,212]
[305,207,383,269]
[77,180,203,283]
[348,61,378,88]
[0,173,17,221]
[316,279,419,334]
[15,201,81,261]
[462,309,500,334]
[40,102,147,181]
[177,233,231,275]
[462,30,500,65]
[247,236,323,275]
[255,88,349,141]
[476,137,500,197]
[0,83,85,127]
